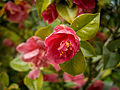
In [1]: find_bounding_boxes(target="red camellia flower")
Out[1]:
[5,1,31,27]
[88,80,104,90]
[43,74,59,82]
[45,25,80,64]
[73,0,95,11]
[64,73,85,88]
[41,2,58,24]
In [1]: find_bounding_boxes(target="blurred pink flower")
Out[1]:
[110,87,119,90]
[43,74,59,82]
[64,73,85,88]
[3,38,15,47]
[28,69,40,79]
[88,80,104,90]
[17,36,49,68]
[45,25,80,64]
[41,2,58,24]
[5,1,31,28]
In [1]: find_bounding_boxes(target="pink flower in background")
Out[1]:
[17,36,49,68]
[88,80,104,90]
[41,2,58,24]
[45,25,80,64]
[110,87,119,90]
[28,69,40,79]
[43,74,59,82]
[3,38,15,47]
[64,73,85,88]
[5,1,31,28]
[95,32,106,42]
[17,36,49,79]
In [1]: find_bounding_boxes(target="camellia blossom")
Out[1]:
[88,80,104,90]
[41,2,58,24]
[43,74,59,82]
[72,0,95,11]
[64,73,85,88]
[16,36,49,79]
[5,1,31,27]
[45,25,80,64]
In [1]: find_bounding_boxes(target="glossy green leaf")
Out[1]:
[71,13,100,41]
[60,50,86,76]
[103,47,120,69]
[10,56,30,72]
[56,3,77,23]
[36,0,54,18]
[35,26,51,40]
[107,39,120,51]
[24,73,43,90]
[64,82,76,87]
[0,72,9,87]
[80,41,96,57]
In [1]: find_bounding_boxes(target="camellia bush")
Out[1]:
[0,0,120,90]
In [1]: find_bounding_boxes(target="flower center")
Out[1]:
[59,41,73,57]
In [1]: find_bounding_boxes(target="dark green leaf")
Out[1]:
[80,41,96,57]
[107,39,120,51]
[103,47,120,69]
[24,73,43,90]
[10,55,30,72]
[71,13,100,41]
[60,50,86,76]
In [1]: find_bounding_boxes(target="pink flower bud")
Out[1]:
[3,38,14,47]
[43,74,59,82]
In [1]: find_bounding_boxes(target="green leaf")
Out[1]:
[107,39,120,51]
[36,0,54,18]
[103,47,120,69]
[0,72,9,87]
[24,73,43,90]
[64,82,76,87]
[71,13,100,41]
[8,83,20,90]
[35,26,51,40]
[60,50,86,76]
[80,41,96,57]
[56,3,77,23]
[10,56,30,72]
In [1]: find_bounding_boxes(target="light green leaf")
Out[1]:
[80,41,96,57]
[71,13,100,41]
[56,3,77,23]
[65,0,73,8]
[0,72,9,87]
[10,56,30,72]
[35,26,51,40]
[36,0,54,18]
[60,50,86,76]
[24,73,43,90]
[8,83,20,90]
